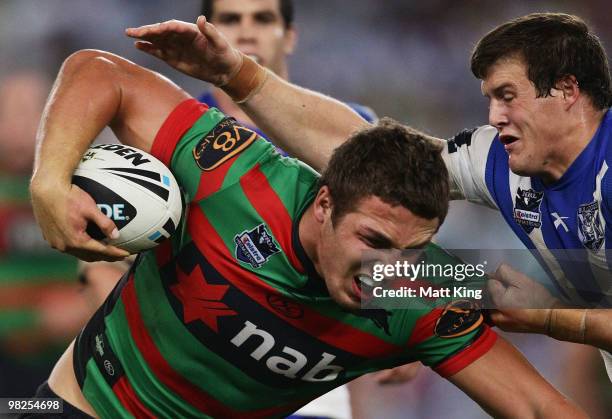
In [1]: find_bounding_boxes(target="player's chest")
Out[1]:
[508,171,608,253]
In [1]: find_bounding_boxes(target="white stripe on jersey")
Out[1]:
[443,126,498,208]
[589,162,612,303]
[507,175,582,303]
[601,350,612,382]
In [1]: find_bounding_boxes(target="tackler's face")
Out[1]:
[482,55,568,181]
[210,0,296,75]
[312,189,438,311]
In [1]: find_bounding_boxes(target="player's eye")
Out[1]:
[217,14,241,25]
[361,236,387,249]
[254,11,278,24]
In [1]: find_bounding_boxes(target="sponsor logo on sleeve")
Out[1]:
[193,117,258,171]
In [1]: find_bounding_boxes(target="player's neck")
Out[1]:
[541,107,607,185]
[297,203,323,277]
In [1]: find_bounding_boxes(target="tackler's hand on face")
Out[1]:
[30,181,129,262]
[126,16,243,87]
[486,263,561,334]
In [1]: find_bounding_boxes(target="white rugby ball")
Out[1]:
[72,144,182,253]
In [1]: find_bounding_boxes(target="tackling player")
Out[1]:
[28,47,584,417]
[123,13,612,381]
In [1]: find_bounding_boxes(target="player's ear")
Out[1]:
[313,185,333,223]
[555,75,580,109]
[283,24,297,55]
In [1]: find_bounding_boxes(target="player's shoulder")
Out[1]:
[447,125,497,153]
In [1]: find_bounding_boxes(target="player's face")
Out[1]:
[314,189,439,311]
[482,55,567,181]
[210,0,296,76]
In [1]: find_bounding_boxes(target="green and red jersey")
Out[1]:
[74,99,496,418]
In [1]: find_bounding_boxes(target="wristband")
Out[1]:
[547,308,587,343]
[219,54,269,104]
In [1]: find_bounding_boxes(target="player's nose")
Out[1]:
[237,19,257,43]
[488,100,509,129]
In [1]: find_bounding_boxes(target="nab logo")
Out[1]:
[97,203,129,221]
[231,320,344,382]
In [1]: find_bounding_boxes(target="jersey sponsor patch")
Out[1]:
[435,300,483,338]
[577,200,605,251]
[193,117,258,171]
[234,224,281,268]
[513,187,544,233]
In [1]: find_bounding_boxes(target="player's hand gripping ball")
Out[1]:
[72,144,182,253]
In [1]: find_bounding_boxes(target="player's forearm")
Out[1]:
[32,50,122,191]
[546,308,612,352]
[450,337,587,418]
[222,57,369,172]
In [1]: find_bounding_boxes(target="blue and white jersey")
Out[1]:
[442,111,612,308]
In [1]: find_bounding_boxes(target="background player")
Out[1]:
[0,71,93,398]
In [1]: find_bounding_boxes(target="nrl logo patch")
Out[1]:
[193,117,258,171]
[513,187,544,233]
[577,200,604,251]
[435,300,483,338]
[235,224,280,268]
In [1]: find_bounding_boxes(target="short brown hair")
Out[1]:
[318,118,449,226]
[471,13,612,110]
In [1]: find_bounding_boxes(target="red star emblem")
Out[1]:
[171,265,237,332]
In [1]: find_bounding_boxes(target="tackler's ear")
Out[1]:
[283,24,297,56]
[556,75,580,109]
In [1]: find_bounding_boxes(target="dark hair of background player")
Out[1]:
[318,118,450,226]
[471,12,612,110]
[201,0,294,29]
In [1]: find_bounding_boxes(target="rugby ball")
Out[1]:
[72,144,182,253]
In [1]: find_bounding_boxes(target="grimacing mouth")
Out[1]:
[353,274,375,299]
[499,134,519,146]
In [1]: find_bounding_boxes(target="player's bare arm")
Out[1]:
[449,337,587,418]
[31,49,189,261]
[126,16,369,172]
[488,264,612,353]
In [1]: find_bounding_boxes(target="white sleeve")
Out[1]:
[442,125,498,209]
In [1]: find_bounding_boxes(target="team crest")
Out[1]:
[577,201,604,251]
[235,224,280,268]
[513,188,544,233]
[193,117,258,171]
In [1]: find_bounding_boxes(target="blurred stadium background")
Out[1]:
[0,0,610,418]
